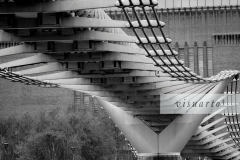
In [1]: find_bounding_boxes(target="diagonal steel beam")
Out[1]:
[35,70,170,80]
[0,0,116,14]
[16,62,64,75]
[0,53,54,68]
[2,17,128,30]
[0,30,137,43]
[0,43,34,57]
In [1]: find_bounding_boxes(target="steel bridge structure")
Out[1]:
[0,0,240,159]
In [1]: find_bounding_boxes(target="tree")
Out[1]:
[0,105,129,160]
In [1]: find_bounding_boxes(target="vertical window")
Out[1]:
[179,48,185,61]
[93,98,98,106]
[189,48,194,71]
[198,47,204,76]
[207,47,213,76]
[84,96,89,107]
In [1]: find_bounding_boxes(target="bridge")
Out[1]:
[0,0,240,159]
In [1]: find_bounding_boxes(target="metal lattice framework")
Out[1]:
[183,76,240,159]
[0,0,240,159]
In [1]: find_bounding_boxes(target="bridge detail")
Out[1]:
[0,0,240,159]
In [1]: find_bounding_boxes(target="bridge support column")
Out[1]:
[96,97,185,159]
[96,77,232,159]
[96,97,159,154]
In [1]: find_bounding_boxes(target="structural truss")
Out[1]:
[0,0,240,159]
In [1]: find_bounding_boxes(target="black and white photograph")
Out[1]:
[0,0,239,159]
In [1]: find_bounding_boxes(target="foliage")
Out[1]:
[0,105,128,160]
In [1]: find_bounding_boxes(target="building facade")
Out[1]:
[107,3,240,78]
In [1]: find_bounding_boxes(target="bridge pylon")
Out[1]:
[96,77,233,159]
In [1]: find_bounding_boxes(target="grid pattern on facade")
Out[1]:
[106,0,240,11]
[178,45,212,77]
[213,34,240,46]
[157,0,240,9]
